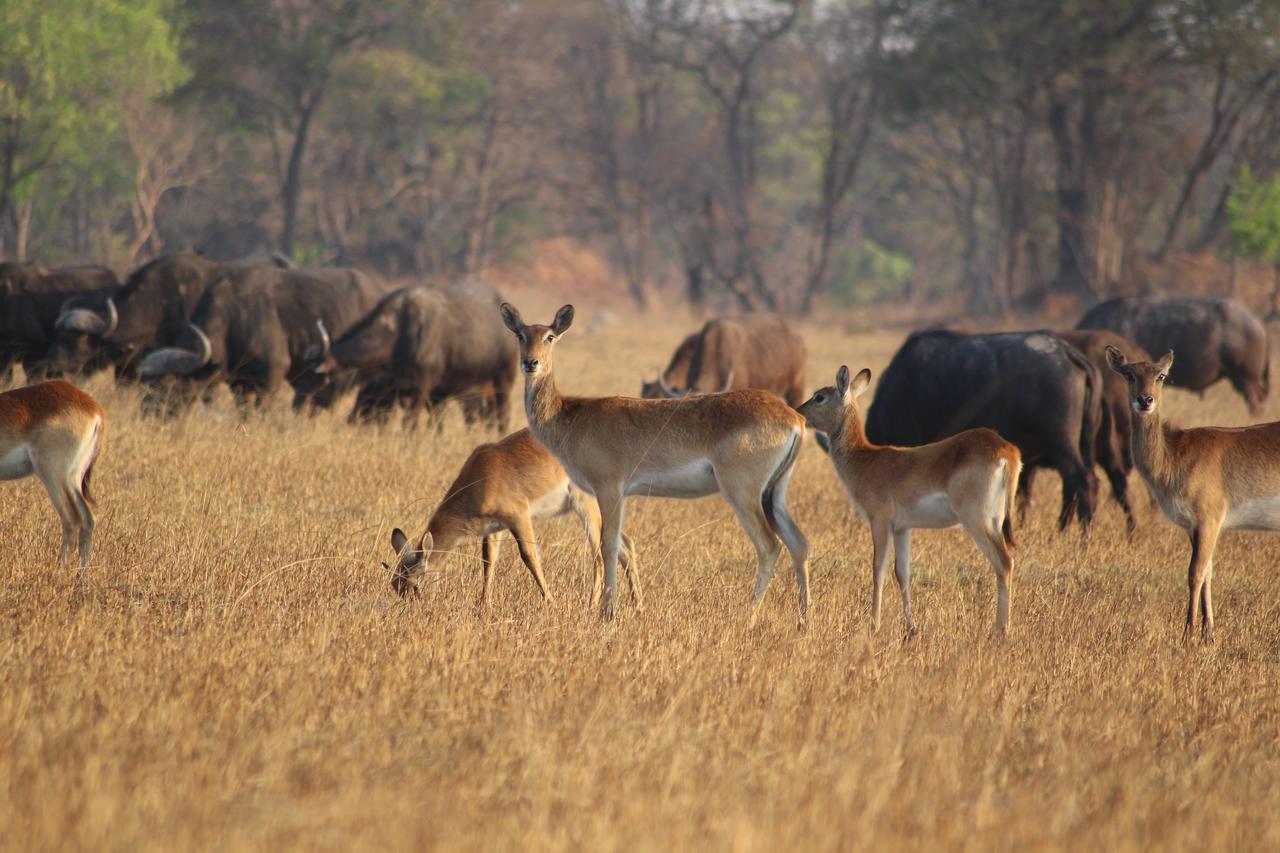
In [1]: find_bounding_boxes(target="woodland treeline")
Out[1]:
[4,0,1280,313]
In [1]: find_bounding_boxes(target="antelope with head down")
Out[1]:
[1106,345,1280,642]
[797,366,1021,636]
[0,380,104,574]
[500,303,810,624]
[386,427,641,607]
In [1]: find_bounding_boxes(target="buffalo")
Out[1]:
[865,329,1100,531]
[45,251,294,377]
[309,282,517,431]
[0,261,120,379]
[136,264,387,410]
[1077,296,1270,415]
[640,314,806,405]
[1040,329,1152,532]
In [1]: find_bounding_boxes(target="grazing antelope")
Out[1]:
[0,380,104,573]
[386,428,641,607]
[1106,346,1280,642]
[797,366,1021,635]
[499,303,810,623]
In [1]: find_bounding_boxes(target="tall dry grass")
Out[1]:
[2,308,1279,851]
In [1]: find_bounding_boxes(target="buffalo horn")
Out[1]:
[657,375,691,398]
[303,318,331,363]
[54,297,118,336]
[138,323,213,378]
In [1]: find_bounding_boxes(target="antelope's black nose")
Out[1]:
[522,358,540,373]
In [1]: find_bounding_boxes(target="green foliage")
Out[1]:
[1228,165,1280,265]
[0,0,186,203]
[826,239,914,307]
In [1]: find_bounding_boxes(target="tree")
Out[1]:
[796,0,883,314]
[643,0,801,311]
[0,0,184,258]
[1228,166,1280,316]
[180,0,426,257]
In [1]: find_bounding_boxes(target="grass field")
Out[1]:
[2,299,1279,850]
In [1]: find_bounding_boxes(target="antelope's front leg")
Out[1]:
[1184,522,1220,644]
[596,488,626,621]
[869,522,892,634]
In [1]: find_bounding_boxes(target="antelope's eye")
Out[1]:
[545,334,554,344]
[1157,374,1166,383]
[814,393,825,403]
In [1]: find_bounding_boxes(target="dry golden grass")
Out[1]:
[2,304,1280,851]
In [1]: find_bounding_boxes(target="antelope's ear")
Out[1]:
[1157,350,1174,373]
[419,531,434,554]
[552,304,575,336]
[1104,345,1128,375]
[835,365,851,398]
[391,528,409,554]
[851,368,872,398]
[500,303,525,338]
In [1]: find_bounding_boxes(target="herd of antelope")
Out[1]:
[5,297,1279,643]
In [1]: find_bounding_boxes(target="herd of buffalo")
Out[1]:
[1,253,1274,637]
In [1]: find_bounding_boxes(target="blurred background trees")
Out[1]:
[2,0,1279,315]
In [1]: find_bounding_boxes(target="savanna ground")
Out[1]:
[2,294,1279,851]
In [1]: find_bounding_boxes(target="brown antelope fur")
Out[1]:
[1106,345,1280,642]
[797,366,1022,635]
[0,380,104,573]
[386,428,641,606]
[499,303,810,623]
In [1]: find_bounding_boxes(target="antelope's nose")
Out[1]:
[522,358,540,373]
[1137,395,1154,410]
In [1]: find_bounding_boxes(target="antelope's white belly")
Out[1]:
[1223,496,1280,532]
[895,493,958,529]
[0,444,33,481]
[1153,492,1196,530]
[625,459,718,499]
[529,485,574,521]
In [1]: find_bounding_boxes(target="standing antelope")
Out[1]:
[0,380,104,573]
[387,428,641,607]
[1106,346,1280,642]
[499,303,810,623]
[797,366,1021,635]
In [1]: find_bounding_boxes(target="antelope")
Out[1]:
[1106,346,1280,642]
[796,366,1021,635]
[0,380,104,574]
[499,303,811,623]
[386,428,641,607]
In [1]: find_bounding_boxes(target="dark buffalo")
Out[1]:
[136,265,386,409]
[0,262,120,378]
[640,314,807,405]
[865,329,1100,530]
[45,251,294,377]
[1017,330,1151,532]
[1077,296,1270,415]
[310,282,517,431]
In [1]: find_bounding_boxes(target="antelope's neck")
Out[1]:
[425,516,467,552]
[1130,411,1173,485]
[524,372,565,441]
[834,409,873,456]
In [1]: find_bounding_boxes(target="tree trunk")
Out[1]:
[465,107,499,278]
[281,96,320,258]
[1048,87,1094,300]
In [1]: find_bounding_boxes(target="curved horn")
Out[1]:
[719,369,735,393]
[657,375,691,398]
[100,297,117,336]
[303,318,331,363]
[55,297,117,336]
[138,323,213,378]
